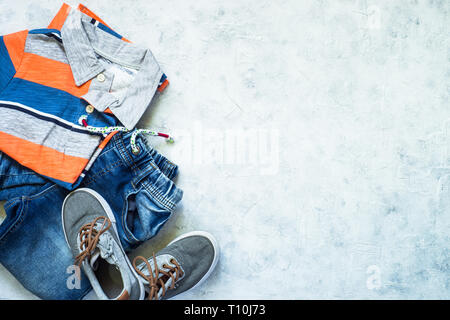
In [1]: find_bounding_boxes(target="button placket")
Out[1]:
[96,73,106,82]
[85,105,94,113]
[82,70,116,113]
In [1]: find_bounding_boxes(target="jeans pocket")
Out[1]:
[123,165,183,247]
[0,182,55,244]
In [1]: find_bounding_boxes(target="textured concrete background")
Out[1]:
[0,0,449,299]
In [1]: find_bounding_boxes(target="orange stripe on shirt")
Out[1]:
[15,52,91,97]
[78,4,111,28]
[48,3,71,30]
[157,79,169,93]
[98,131,118,149]
[0,131,89,183]
[3,30,28,71]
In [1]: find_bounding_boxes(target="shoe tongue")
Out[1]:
[96,231,116,265]
[79,221,116,267]
[90,250,101,270]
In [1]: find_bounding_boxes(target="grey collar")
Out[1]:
[60,9,163,129]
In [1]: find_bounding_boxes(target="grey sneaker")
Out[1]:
[62,188,144,300]
[133,231,219,300]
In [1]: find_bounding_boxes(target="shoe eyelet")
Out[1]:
[132,147,140,155]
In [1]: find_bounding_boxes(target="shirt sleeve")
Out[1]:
[0,30,27,94]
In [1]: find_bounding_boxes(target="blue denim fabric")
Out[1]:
[0,131,183,299]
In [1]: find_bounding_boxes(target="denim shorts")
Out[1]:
[0,131,183,299]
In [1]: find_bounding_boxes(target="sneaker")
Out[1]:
[133,231,219,300]
[62,188,144,300]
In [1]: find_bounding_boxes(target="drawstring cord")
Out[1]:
[80,117,174,154]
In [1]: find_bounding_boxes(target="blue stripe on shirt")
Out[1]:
[29,28,62,35]
[89,19,123,40]
[0,78,118,128]
[0,36,16,93]
[0,103,99,136]
[97,23,123,40]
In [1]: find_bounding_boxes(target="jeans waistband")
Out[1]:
[108,130,179,180]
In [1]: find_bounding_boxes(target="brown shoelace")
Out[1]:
[133,254,184,300]
[75,216,112,266]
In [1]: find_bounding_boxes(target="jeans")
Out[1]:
[0,131,183,299]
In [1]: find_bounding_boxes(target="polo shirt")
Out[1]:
[0,3,169,189]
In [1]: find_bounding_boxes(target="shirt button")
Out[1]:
[85,105,94,113]
[96,73,106,82]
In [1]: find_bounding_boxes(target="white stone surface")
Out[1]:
[0,0,449,299]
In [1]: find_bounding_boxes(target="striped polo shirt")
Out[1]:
[0,3,169,189]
